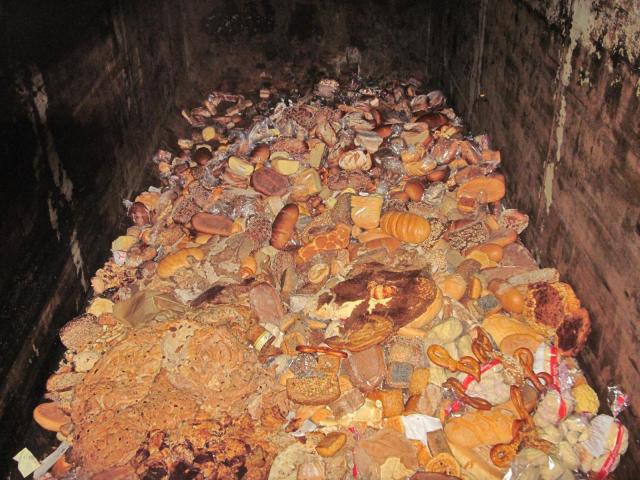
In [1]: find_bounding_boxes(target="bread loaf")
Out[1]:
[191,212,234,235]
[157,248,204,278]
[251,166,289,196]
[368,388,404,417]
[270,203,299,249]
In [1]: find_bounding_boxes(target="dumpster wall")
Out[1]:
[0,0,189,465]
[424,1,640,476]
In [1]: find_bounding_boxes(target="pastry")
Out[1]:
[351,194,384,230]
[524,282,581,331]
[296,223,350,264]
[380,211,431,244]
[339,149,372,171]
[424,453,461,477]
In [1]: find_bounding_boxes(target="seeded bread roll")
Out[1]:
[286,375,340,406]
[59,314,102,351]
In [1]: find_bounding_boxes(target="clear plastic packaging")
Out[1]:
[577,386,630,479]
[504,447,575,480]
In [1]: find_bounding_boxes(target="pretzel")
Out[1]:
[443,378,492,410]
[513,347,553,393]
[490,386,554,467]
[490,437,520,468]
[296,345,348,358]
[510,384,534,428]
[490,387,529,467]
[428,345,481,381]
[471,327,495,364]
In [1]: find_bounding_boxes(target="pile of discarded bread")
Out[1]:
[32,77,629,480]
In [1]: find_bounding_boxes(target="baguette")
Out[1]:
[481,314,543,346]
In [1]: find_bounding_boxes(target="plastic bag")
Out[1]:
[504,447,575,480]
[578,386,630,478]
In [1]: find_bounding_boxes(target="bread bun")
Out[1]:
[499,333,542,356]
[456,176,505,203]
[404,180,425,201]
[33,402,70,432]
[438,274,467,301]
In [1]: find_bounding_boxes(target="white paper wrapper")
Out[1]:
[400,414,443,445]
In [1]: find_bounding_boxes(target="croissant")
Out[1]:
[338,150,372,171]
[380,211,431,244]
[270,203,299,249]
